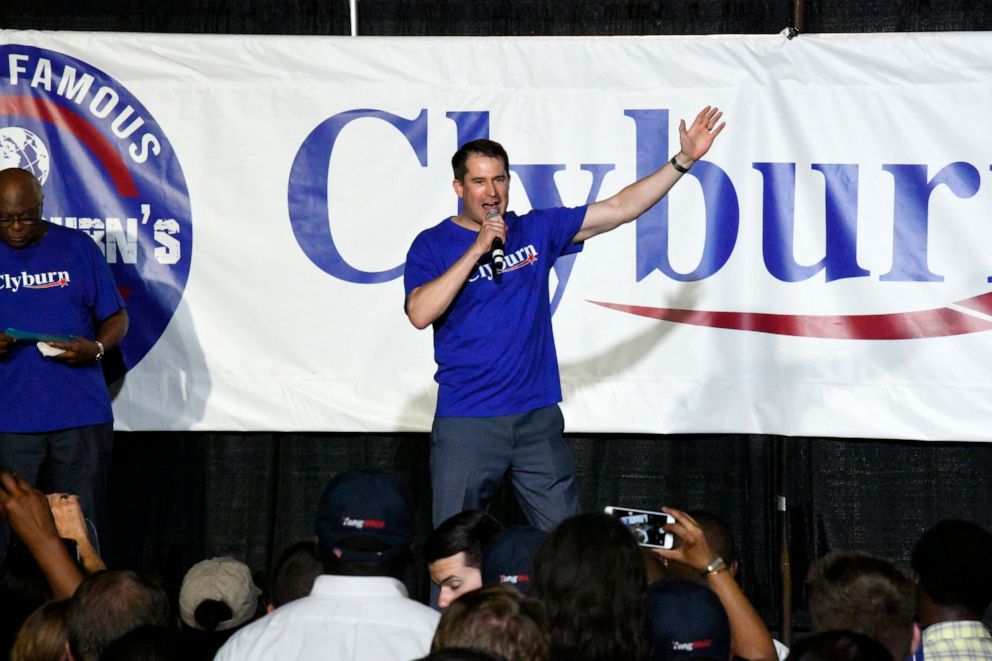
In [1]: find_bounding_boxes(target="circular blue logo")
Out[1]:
[1,44,192,374]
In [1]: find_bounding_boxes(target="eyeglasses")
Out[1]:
[0,215,43,227]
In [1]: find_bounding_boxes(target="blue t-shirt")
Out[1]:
[404,206,586,418]
[0,223,125,432]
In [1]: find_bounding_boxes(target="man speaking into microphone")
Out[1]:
[405,106,725,530]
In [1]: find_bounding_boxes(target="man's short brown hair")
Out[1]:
[67,570,172,661]
[431,584,549,661]
[451,140,509,182]
[806,551,913,661]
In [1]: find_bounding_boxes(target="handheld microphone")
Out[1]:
[486,209,505,277]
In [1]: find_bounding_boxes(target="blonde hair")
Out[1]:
[12,599,70,661]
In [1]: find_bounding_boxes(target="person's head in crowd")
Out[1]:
[178,556,260,659]
[425,510,503,609]
[786,630,894,661]
[267,539,322,612]
[179,557,260,633]
[66,570,172,661]
[101,626,192,661]
[648,579,731,661]
[0,545,55,659]
[314,467,415,578]
[805,551,914,661]
[481,525,546,596]
[418,649,507,661]
[689,510,738,575]
[431,584,549,661]
[532,512,650,661]
[11,599,69,661]
[910,519,992,626]
[659,509,738,584]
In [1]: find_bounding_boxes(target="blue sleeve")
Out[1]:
[403,230,441,297]
[544,205,587,258]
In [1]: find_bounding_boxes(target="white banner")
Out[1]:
[3,30,992,440]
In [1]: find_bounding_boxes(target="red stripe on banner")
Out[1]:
[590,292,992,340]
[955,291,992,316]
[0,94,138,198]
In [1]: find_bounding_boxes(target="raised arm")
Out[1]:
[574,106,725,243]
[0,472,84,599]
[654,507,777,661]
[47,493,106,574]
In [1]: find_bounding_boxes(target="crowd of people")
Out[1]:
[0,465,989,661]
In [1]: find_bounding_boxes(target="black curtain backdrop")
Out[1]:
[6,0,992,35]
[5,0,992,635]
[107,432,992,630]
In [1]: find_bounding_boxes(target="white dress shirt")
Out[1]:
[215,574,439,661]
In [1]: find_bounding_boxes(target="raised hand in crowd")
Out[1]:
[655,506,777,661]
[47,492,106,574]
[0,471,83,599]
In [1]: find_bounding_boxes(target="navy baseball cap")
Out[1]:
[481,525,547,594]
[314,468,415,563]
[648,579,731,661]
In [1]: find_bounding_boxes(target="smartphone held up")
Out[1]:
[604,506,675,549]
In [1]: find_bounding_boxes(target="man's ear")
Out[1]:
[910,622,922,655]
[452,178,464,198]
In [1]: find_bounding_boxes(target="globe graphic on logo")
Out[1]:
[0,127,51,184]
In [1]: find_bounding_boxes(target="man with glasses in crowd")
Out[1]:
[0,167,128,556]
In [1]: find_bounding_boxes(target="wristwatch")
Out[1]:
[701,556,728,578]
[94,340,105,362]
